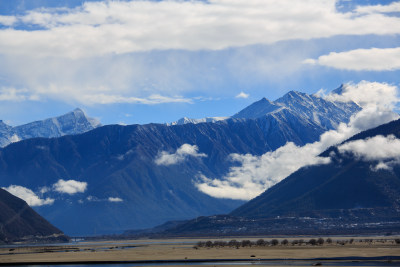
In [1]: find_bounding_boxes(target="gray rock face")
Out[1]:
[0,108,101,147]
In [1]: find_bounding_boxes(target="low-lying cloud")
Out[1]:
[3,179,88,206]
[2,185,54,206]
[196,143,331,200]
[155,144,207,166]
[53,179,87,194]
[195,81,400,200]
[323,81,399,110]
[85,196,123,203]
[337,134,400,170]
[108,197,123,202]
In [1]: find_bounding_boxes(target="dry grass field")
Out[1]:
[0,236,399,265]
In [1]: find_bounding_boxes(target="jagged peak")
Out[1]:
[257,97,274,104]
[278,90,308,100]
[331,84,345,95]
[62,108,101,127]
[73,107,84,113]
[232,97,283,119]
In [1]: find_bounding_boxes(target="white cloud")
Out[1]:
[0,1,399,58]
[0,87,39,102]
[53,179,87,194]
[304,47,400,71]
[0,1,398,107]
[196,143,331,200]
[2,185,54,206]
[195,81,400,200]
[324,81,399,110]
[9,134,21,143]
[338,135,400,161]
[79,93,193,105]
[108,197,123,202]
[336,134,400,171]
[86,195,99,202]
[155,144,207,166]
[235,92,249,99]
[0,15,17,26]
[356,2,400,14]
[39,186,51,194]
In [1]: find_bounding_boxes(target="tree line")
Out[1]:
[195,238,327,248]
[195,238,400,248]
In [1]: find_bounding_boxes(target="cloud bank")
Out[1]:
[2,185,54,206]
[155,144,207,166]
[305,47,400,71]
[1,1,398,107]
[195,81,400,200]
[1,1,399,58]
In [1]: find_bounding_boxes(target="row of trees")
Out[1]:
[196,238,329,248]
[196,238,400,248]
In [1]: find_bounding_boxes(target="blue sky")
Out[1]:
[0,0,399,126]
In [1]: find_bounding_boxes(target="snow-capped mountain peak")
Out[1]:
[0,108,101,147]
[232,97,283,119]
[167,116,229,126]
[234,90,361,131]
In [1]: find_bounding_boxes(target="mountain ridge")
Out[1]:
[0,89,361,235]
[0,188,69,244]
[173,90,360,134]
[0,108,101,147]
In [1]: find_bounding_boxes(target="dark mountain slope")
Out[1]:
[0,120,272,235]
[0,116,344,235]
[232,118,400,219]
[0,188,68,243]
[145,119,400,237]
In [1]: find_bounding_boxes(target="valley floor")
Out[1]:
[0,236,399,266]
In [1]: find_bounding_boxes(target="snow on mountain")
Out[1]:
[172,89,360,131]
[0,108,101,147]
[232,97,284,119]
[234,90,361,131]
[167,116,229,126]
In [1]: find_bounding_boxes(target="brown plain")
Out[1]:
[1,236,399,265]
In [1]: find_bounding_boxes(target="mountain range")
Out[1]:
[0,108,101,147]
[0,89,361,235]
[143,119,400,237]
